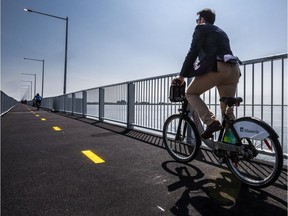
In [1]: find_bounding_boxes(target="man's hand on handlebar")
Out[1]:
[172,76,185,86]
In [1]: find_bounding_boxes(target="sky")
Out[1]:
[1,0,287,100]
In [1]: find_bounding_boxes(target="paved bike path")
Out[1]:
[1,104,287,216]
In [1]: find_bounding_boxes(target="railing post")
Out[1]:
[127,82,135,129]
[72,93,75,115]
[99,88,105,122]
[82,91,87,117]
[64,95,67,113]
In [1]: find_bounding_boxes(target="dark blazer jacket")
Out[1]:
[180,23,234,77]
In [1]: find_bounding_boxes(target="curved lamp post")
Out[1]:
[24,8,68,94]
[21,73,36,96]
[24,58,45,97]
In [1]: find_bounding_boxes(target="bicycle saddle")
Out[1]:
[220,97,243,107]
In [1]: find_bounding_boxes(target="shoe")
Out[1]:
[201,120,222,139]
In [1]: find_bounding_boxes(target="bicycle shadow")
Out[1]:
[162,161,287,216]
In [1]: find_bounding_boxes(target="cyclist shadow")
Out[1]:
[162,161,287,216]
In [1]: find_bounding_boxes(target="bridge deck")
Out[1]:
[1,104,287,216]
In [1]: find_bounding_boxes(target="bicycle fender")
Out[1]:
[234,117,279,140]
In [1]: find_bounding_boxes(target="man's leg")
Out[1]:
[185,71,226,138]
[216,62,241,120]
[186,72,223,125]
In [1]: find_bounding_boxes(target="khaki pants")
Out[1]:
[186,61,241,126]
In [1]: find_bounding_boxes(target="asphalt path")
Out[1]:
[1,104,287,216]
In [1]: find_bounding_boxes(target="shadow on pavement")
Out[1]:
[162,161,287,216]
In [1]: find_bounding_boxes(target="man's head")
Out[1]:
[197,8,216,24]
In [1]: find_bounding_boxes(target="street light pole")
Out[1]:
[21,80,33,99]
[24,8,69,94]
[22,73,36,96]
[24,58,45,97]
[20,85,30,100]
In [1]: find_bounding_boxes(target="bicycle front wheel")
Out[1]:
[163,114,201,162]
[226,117,283,188]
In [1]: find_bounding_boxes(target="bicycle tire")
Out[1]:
[163,114,201,162]
[226,117,283,188]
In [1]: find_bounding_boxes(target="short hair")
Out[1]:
[197,8,216,24]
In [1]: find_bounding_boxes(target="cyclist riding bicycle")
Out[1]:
[172,8,241,139]
[34,93,42,108]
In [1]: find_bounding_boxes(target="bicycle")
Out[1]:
[163,82,283,188]
[35,100,41,110]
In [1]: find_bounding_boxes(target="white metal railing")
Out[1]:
[1,91,18,116]
[41,53,287,153]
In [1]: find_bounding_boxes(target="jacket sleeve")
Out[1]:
[179,26,203,77]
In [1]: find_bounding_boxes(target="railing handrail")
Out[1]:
[242,53,288,65]
[48,53,288,97]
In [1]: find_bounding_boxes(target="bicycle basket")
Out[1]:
[169,82,186,102]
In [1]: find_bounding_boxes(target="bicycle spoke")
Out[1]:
[163,114,200,162]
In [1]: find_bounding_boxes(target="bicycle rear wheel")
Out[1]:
[226,117,283,188]
[163,114,201,162]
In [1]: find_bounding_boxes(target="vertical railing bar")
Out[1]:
[158,78,161,130]
[271,60,274,127]
[138,82,140,126]
[151,79,153,129]
[139,82,141,126]
[165,77,168,123]
[121,85,123,122]
[120,85,122,122]
[135,82,138,125]
[208,87,211,109]
[261,62,264,120]
[243,64,246,117]
[153,79,156,129]
[124,85,126,121]
[281,58,284,147]
[123,85,126,122]
[156,78,159,130]
[117,86,119,121]
[146,80,149,128]
[138,82,141,126]
[151,79,153,128]
[235,85,238,118]
[157,78,159,130]
[145,81,147,127]
[252,63,255,117]
[143,81,145,127]
[136,82,139,126]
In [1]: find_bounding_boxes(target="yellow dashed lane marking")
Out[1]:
[52,126,62,131]
[41,118,46,121]
[82,150,105,164]
[35,114,39,117]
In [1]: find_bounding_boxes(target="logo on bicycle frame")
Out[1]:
[240,127,259,134]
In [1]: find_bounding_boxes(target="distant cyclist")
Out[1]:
[34,93,42,110]
[172,8,241,139]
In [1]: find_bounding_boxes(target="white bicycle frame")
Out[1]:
[187,104,272,154]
